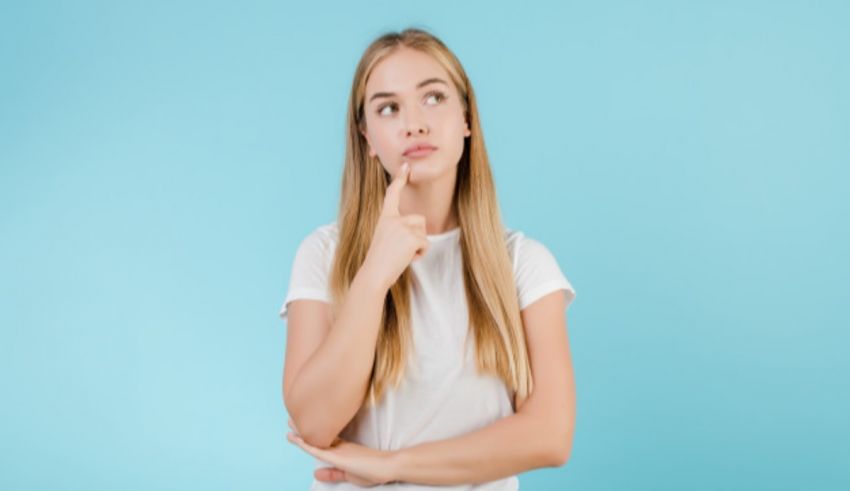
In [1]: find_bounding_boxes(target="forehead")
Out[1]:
[366,47,450,96]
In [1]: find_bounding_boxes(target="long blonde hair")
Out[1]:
[329,28,532,410]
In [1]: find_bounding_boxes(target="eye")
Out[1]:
[425,91,447,105]
[377,103,398,117]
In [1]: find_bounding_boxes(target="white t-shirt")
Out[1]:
[280,221,576,490]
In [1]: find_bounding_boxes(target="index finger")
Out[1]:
[382,162,409,216]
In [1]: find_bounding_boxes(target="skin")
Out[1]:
[359,46,472,235]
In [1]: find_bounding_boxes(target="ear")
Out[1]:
[359,128,377,157]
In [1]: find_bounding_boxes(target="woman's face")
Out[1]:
[360,47,470,184]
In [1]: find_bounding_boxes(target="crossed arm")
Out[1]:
[289,289,576,485]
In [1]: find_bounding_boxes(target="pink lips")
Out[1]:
[403,143,437,159]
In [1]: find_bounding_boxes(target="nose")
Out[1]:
[403,107,429,136]
[406,124,428,135]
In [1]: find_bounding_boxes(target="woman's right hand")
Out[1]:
[362,162,430,291]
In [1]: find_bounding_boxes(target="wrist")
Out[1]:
[357,261,390,294]
[385,447,408,483]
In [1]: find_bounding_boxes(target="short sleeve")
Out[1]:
[513,234,576,312]
[278,226,335,322]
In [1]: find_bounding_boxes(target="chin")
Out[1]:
[408,160,452,182]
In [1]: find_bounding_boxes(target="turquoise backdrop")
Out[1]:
[1,1,848,489]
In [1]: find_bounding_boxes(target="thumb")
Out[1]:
[382,162,409,216]
[315,467,346,482]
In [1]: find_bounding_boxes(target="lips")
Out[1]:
[403,143,438,158]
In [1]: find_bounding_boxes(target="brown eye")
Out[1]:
[425,91,446,105]
[377,103,397,116]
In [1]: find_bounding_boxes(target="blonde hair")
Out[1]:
[329,27,532,411]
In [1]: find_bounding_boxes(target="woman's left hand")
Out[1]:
[286,417,398,486]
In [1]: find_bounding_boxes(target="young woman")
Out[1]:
[280,28,577,489]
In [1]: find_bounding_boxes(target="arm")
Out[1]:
[284,265,388,449]
[390,290,576,485]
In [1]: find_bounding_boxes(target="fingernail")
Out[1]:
[402,162,409,172]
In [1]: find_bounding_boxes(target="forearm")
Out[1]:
[390,412,562,486]
[288,267,387,448]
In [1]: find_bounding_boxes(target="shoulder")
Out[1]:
[280,222,338,320]
[503,226,577,311]
[289,221,340,271]
[503,227,548,272]
[297,221,339,251]
[311,220,340,243]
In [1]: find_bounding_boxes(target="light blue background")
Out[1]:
[2,1,848,489]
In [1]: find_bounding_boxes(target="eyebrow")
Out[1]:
[368,78,449,104]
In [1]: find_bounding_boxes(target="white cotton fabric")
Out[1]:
[280,221,576,490]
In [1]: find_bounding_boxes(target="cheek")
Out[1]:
[435,113,466,148]
[434,105,466,136]
[375,137,397,160]
[365,126,394,155]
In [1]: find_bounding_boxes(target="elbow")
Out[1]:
[285,397,337,449]
[528,411,574,468]
[546,427,573,467]
[547,441,572,467]
[289,412,340,450]
[299,428,338,450]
